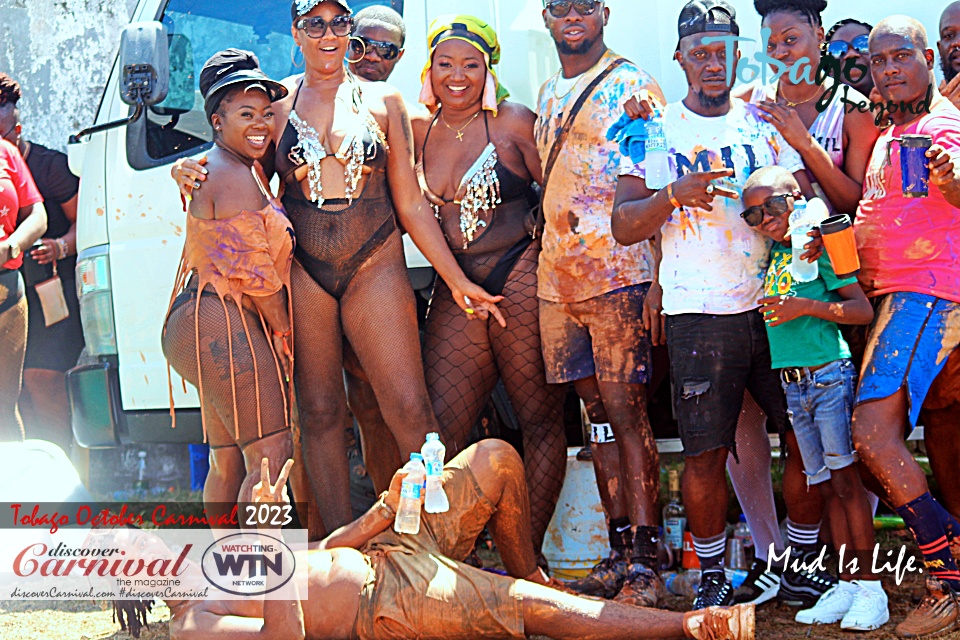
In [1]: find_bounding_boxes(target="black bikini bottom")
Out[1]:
[480,234,534,297]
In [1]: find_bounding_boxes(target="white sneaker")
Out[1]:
[840,581,890,631]
[795,582,855,624]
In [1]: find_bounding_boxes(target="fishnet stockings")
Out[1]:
[0,276,27,442]
[423,243,566,551]
[163,290,289,449]
[292,233,436,533]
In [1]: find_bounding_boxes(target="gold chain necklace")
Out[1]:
[776,79,821,108]
[441,110,482,142]
[552,54,607,100]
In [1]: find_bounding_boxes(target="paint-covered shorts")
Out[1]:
[355,455,524,640]
[856,292,960,426]
[539,283,651,384]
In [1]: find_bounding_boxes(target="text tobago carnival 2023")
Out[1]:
[706,27,934,124]
[8,502,242,533]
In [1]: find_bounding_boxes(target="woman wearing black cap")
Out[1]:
[174,0,504,534]
[163,50,296,512]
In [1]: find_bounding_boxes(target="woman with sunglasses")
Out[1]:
[412,15,567,561]
[174,0,504,536]
[825,19,874,97]
[743,0,879,216]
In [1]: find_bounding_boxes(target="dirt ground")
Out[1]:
[3,531,959,639]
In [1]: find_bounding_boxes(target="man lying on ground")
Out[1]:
[111,440,754,640]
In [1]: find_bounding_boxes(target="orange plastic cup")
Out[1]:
[820,214,860,279]
[682,531,701,570]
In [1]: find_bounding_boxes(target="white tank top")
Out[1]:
[748,79,846,206]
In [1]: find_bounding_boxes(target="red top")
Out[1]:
[0,139,43,270]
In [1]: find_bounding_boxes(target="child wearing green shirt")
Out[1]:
[741,167,886,631]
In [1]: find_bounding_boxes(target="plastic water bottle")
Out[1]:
[789,200,819,283]
[394,454,426,534]
[421,433,450,514]
[734,514,755,567]
[644,109,671,190]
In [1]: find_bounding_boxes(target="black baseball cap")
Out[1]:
[200,49,288,123]
[678,0,739,42]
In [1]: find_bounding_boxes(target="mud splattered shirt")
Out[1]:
[535,50,663,303]
[856,98,960,304]
[621,100,803,315]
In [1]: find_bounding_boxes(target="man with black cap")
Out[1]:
[534,0,667,609]
[611,0,817,610]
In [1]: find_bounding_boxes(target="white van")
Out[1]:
[65,0,942,447]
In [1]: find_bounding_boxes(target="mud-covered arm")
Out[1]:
[317,468,409,551]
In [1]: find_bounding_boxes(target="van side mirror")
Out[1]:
[70,21,170,143]
[119,21,170,106]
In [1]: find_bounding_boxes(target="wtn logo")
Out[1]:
[213,553,283,577]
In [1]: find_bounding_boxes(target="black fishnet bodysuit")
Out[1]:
[275,81,436,533]
[419,111,567,551]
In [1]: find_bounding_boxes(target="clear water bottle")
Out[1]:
[394,453,426,535]
[734,514,755,567]
[789,200,819,283]
[421,433,450,514]
[644,108,671,190]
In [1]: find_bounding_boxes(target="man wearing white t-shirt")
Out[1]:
[611,0,815,611]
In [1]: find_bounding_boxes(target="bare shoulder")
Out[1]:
[410,107,433,148]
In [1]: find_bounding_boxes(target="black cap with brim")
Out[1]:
[291,0,352,21]
[203,70,288,122]
[678,0,739,43]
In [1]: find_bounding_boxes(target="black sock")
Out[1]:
[609,517,632,559]
[897,493,960,590]
[632,525,660,572]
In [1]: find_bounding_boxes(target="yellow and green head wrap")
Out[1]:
[419,15,510,115]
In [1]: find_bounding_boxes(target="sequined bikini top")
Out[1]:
[416,110,529,249]
[277,77,388,207]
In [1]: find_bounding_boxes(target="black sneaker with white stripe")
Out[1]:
[693,571,734,610]
[734,558,781,605]
[779,550,838,608]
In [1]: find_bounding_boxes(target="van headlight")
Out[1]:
[75,247,117,356]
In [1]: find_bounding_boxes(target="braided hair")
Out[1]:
[113,599,154,638]
[754,0,828,27]
[826,18,873,42]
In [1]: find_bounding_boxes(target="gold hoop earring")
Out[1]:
[291,44,303,68]
[346,37,366,64]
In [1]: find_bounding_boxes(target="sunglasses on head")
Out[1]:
[351,36,402,61]
[740,192,800,227]
[296,14,353,39]
[546,0,602,19]
[825,34,870,58]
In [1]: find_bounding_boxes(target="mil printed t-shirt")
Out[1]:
[535,50,663,303]
[621,100,804,315]
[763,243,855,369]
[0,139,42,270]
[856,98,960,304]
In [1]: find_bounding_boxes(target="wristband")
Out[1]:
[55,238,69,260]
[666,183,682,209]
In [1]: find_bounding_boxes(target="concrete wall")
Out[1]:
[0,0,137,152]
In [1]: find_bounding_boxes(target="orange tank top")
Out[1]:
[165,162,295,443]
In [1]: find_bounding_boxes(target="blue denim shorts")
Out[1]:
[782,359,858,485]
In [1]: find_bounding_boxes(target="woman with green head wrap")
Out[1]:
[412,14,567,565]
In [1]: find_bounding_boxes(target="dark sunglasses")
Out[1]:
[351,36,402,61]
[740,192,800,227]
[825,34,870,58]
[546,0,602,19]
[296,15,353,39]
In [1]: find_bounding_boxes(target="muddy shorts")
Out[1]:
[856,292,960,426]
[665,310,789,459]
[355,455,525,640]
[539,283,651,384]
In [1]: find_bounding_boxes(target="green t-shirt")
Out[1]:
[763,243,856,369]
